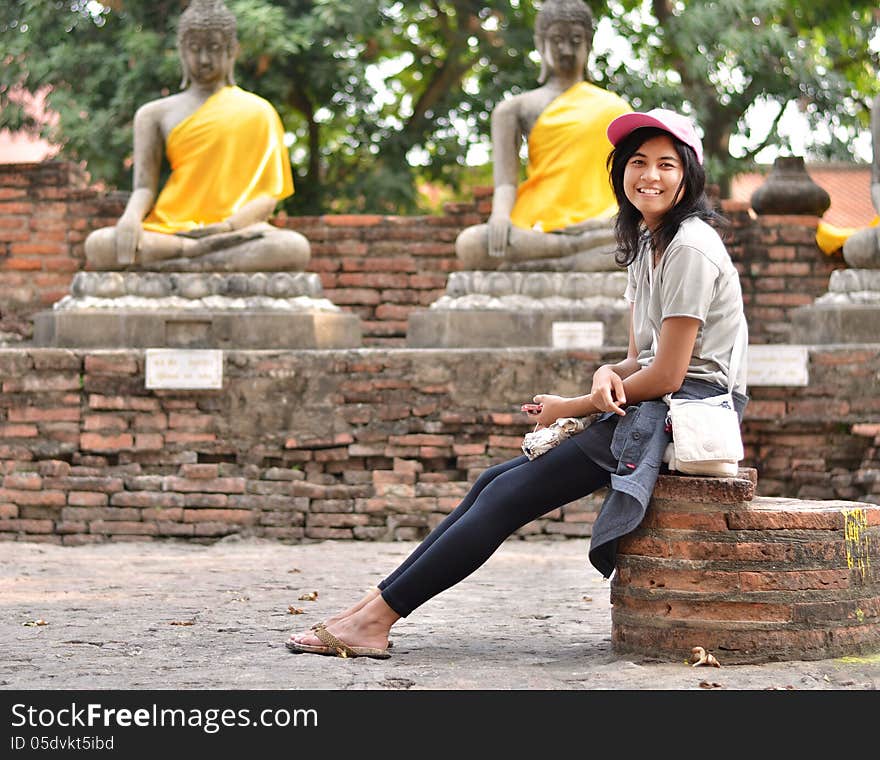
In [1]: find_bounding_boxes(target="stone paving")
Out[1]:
[1,537,878,691]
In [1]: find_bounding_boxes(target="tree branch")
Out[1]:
[652,0,673,25]
[398,5,476,145]
[741,100,788,162]
[286,81,320,188]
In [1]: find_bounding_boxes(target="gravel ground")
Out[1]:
[1,537,878,691]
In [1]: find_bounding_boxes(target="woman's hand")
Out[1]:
[590,366,627,416]
[531,394,572,427]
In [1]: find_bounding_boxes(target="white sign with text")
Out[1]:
[551,321,604,349]
[746,344,809,386]
[145,349,224,390]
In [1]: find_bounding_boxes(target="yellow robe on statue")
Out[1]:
[816,216,880,255]
[143,86,294,234]
[510,81,631,232]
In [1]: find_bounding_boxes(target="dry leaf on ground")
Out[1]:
[691,646,721,667]
[298,591,319,601]
[287,606,304,615]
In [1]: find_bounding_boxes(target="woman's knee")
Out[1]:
[473,458,522,490]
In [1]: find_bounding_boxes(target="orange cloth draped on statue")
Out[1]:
[816,216,880,255]
[143,86,293,234]
[510,81,631,233]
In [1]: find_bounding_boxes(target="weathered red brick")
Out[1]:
[183,508,254,524]
[67,492,109,507]
[0,424,39,438]
[179,463,220,479]
[83,414,128,432]
[164,476,246,494]
[0,488,66,506]
[89,520,157,535]
[3,472,42,490]
[84,354,139,374]
[63,506,140,521]
[80,432,134,451]
[0,504,19,518]
[8,407,80,423]
[0,518,54,533]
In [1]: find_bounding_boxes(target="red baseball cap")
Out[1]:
[607,108,704,165]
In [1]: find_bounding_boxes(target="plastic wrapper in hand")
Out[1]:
[521,416,592,460]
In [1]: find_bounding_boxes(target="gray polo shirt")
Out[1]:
[624,216,748,394]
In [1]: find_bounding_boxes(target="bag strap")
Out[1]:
[725,314,746,394]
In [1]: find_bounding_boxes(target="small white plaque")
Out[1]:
[746,344,809,387]
[551,321,604,349]
[145,349,224,390]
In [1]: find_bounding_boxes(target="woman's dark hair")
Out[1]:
[606,126,723,266]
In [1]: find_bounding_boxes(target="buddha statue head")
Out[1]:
[534,0,595,84]
[177,0,239,89]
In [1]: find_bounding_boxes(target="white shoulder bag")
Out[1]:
[661,318,746,478]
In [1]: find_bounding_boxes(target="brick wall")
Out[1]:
[0,163,846,346]
[0,162,113,338]
[0,161,874,546]
[0,346,877,545]
[725,203,846,344]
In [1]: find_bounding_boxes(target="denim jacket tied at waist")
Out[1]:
[586,377,749,578]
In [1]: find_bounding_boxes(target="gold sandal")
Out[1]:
[285,625,391,659]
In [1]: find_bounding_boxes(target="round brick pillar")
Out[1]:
[611,470,880,664]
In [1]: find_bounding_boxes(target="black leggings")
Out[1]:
[378,437,611,617]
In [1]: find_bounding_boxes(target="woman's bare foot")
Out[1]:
[289,595,400,652]
[288,586,381,644]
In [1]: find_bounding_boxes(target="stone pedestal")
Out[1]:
[790,269,880,344]
[33,272,361,349]
[407,270,629,348]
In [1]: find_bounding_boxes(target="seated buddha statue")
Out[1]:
[84,0,309,273]
[454,0,631,272]
[828,95,880,268]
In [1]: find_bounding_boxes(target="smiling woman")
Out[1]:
[285,107,749,661]
[622,135,684,234]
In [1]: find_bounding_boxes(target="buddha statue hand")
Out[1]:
[181,227,266,257]
[488,214,512,259]
[114,215,143,266]
[175,220,235,239]
[556,217,615,236]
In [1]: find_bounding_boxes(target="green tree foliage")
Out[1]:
[0,0,540,213]
[1,1,878,211]
[0,1,184,185]
[593,0,880,195]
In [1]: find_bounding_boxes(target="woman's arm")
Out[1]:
[588,304,641,412]
[531,313,699,425]
[531,306,634,423]
[617,315,699,403]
